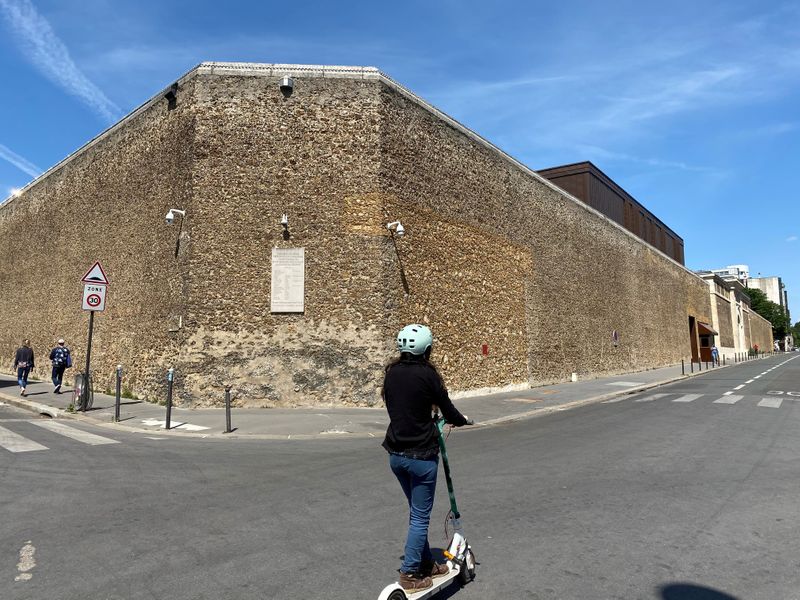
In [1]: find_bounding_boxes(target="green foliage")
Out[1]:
[121,387,138,400]
[747,288,789,338]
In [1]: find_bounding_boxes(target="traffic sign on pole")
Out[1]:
[82,284,107,311]
[81,261,110,285]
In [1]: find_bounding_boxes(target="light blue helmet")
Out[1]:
[397,324,433,355]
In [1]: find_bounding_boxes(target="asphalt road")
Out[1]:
[2,355,800,599]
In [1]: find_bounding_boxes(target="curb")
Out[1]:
[0,358,753,440]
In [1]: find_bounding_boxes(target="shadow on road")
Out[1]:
[661,583,740,600]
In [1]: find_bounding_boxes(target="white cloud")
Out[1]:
[0,143,41,178]
[0,0,121,122]
[574,144,723,175]
[787,236,798,242]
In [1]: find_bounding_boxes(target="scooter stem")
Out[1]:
[435,414,460,519]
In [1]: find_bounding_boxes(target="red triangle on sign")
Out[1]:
[80,261,109,285]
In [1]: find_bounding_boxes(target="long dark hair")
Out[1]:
[382,348,445,399]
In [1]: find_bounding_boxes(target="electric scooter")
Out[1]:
[378,412,476,600]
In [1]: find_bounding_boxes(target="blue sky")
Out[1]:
[1,0,798,319]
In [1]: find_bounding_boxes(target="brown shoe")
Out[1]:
[421,561,450,578]
[399,571,433,591]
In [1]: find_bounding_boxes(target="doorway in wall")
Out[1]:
[688,316,699,362]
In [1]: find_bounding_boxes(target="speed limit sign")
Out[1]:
[82,284,107,311]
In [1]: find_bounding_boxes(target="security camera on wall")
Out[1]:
[165,208,186,225]
[280,76,294,97]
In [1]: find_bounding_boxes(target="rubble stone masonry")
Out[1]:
[0,63,724,407]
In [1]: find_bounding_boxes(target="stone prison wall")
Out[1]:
[0,63,721,407]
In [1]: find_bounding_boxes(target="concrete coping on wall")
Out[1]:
[0,61,700,282]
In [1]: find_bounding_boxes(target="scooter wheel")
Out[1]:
[387,590,407,600]
[459,548,476,584]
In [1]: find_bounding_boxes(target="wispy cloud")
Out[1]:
[787,235,798,242]
[575,144,723,175]
[0,0,121,122]
[0,143,41,178]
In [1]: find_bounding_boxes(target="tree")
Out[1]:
[747,288,789,339]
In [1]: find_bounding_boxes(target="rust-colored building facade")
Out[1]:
[538,161,685,264]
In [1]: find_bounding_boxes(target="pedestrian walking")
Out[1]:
[382,323,471,593]
[49,338,72,394]
[710,344,719,366]
[13,339,35,396]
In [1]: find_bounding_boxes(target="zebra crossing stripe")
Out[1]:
[713,395,742,404]
[0,425,48,453]
[673,394,703,403]
[30,421,119,445]
[635,393,667,402]
[757,398,782,408]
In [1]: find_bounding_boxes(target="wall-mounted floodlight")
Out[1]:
[165,208,186,225]
[387,221,405,237]
[281,214,289,229]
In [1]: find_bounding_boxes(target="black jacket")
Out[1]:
[14,347,34,369]
[382,359,468,458]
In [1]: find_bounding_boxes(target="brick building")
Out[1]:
[0,62,773,406]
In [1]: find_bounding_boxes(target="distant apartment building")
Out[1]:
[538,161,685,264]
[710,264,750,282]
[748,276,789,315]
[708,265,792,350]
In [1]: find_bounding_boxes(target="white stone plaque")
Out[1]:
[270,247,305,313]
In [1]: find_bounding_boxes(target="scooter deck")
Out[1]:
[405,565,461,599]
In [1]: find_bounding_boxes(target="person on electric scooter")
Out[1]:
[382,324,470,593]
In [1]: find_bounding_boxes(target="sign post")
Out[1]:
[80,262,109,412]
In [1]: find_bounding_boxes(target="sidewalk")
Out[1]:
[0,360,737,439]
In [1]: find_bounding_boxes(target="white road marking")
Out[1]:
[714,395,742,404]
[140,418,210,431]
[754,375,762,379]
[606,381,640,387]
[0,425,47,453]
[635,393,668,403]
[746,379,755,384]
[15,541,35,582]
[758,398,782,408]
[30,421,119,445]
[723,391,733,396]
[673,394,703,403]
[733,384,745,390]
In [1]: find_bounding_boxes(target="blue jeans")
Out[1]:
[389,453,439,574]
[52,365,66,388]
[17,366,31,388]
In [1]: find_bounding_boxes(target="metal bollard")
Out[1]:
[165,367,174,430]
[690,360,694,373]
[699,360,702,371]
[723,355,726,366]
[706,361,709,370]
[114,364,122,422]
[681,359,685,375]
[224,386,232,434]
